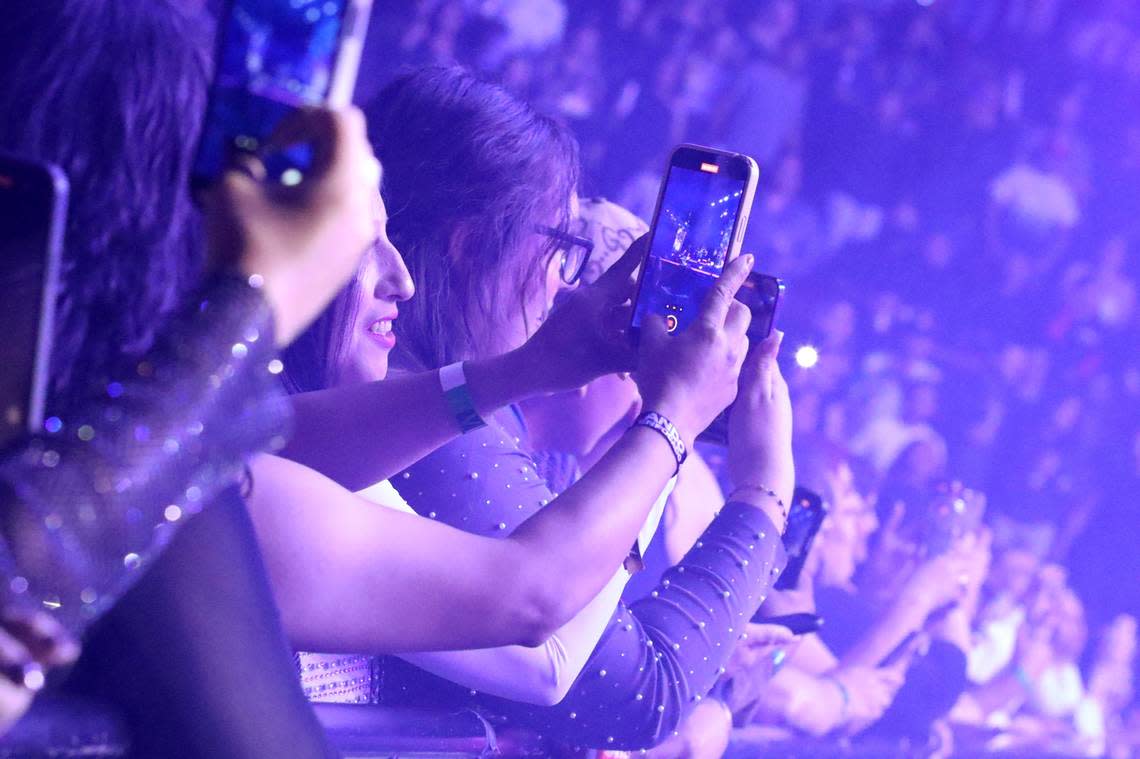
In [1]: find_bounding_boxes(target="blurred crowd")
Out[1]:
[363,0,1140,755]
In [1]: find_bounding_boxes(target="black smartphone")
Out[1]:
[192,0,372,188]
[753,612,824,635]
[696,272,784,446]
[774,487,827,590]
[0,154,67,450]
[630,144,759,339]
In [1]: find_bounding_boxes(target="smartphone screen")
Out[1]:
[774,486,827,590]
[0,156,66,450]
[631,146,756,335]
[192,0,365,186]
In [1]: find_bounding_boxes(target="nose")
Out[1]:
[373,237,415,303]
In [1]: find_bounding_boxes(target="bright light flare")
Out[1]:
[794,345,820,369]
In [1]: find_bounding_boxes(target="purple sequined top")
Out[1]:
[0,275,290,635]
[374,408,787,750]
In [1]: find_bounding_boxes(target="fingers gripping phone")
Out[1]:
[696,272,783,445]
[630,144,759,338]
[0,154,67,450]
[192,0,373,188]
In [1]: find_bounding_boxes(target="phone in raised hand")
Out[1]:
[696,271,783,445]
[0,154,67,450]
[629,144,759,340]
[192,0,373,188]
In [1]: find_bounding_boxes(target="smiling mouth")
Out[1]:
[366,318,396,347]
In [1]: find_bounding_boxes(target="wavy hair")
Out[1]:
[0,0,210,405]
[364,65,579,369]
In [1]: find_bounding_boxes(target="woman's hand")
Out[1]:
[517,237,643,393]
[635,254,754,449]
[0,609,79,737]
[726,330,795,507]
[203,107,379,346]
[831,664,905,734]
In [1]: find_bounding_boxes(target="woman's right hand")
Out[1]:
[634,254,754,450]
[831,665,905,733]
[203,107,379,346]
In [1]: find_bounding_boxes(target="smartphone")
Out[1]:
[630,144,759,339]
[752,612,824,635]
[192,0,373,187]
[774,487,827,590]
[695,272,784,445]
[0,154,67,450]
[922,484,986,557]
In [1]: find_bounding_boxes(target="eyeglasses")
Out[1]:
[535,225,594,285]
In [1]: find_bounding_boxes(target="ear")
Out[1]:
[446,221,473,268]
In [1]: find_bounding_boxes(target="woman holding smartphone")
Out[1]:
[263,65,795,751]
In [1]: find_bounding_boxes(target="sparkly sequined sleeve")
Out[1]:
[510,502,786,749]
[388,422,786,750]
[0,275,290,635]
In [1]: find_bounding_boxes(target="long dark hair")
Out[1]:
[0,0,210,405]
[365,65,579,369]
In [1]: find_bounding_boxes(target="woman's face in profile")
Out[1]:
[340,203,414,386]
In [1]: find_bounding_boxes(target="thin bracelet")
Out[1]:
[729,483,789,529]
[824,675,850,721]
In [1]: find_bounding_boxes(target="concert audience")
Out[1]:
[0,0,1137,757]
[361,1,1139,755]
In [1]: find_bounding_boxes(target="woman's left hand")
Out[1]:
[517,237,644,393]
[0,609,79,737]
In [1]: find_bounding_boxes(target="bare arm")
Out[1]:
[250,425,675,653]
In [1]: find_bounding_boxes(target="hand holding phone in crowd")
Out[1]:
[202,107,379,345]
[634,253,754,451]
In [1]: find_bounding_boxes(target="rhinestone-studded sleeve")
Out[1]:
[377,493,786,751]
[0,275,290,635]
[512,501,786,749]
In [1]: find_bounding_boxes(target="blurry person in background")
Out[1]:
[742,147,826,280]
[741,441,986,745]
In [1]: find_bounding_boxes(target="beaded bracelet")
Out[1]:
[728,483,789,530]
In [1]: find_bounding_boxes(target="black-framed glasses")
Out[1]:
[535,225,594,285]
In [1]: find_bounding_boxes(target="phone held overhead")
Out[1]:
[192,0,372,188]
[0,153,68,450]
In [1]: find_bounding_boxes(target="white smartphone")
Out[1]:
[630,144,759,338]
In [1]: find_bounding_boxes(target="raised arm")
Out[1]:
[0,108,376,637]
[253,255,758,654]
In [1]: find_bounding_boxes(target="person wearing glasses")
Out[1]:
[260,65,795,751]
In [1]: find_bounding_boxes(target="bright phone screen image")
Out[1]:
[0,162,61,449]
[193,0,351,184]
[632,153,751,334]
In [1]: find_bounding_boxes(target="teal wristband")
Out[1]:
[439,362,487,433]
